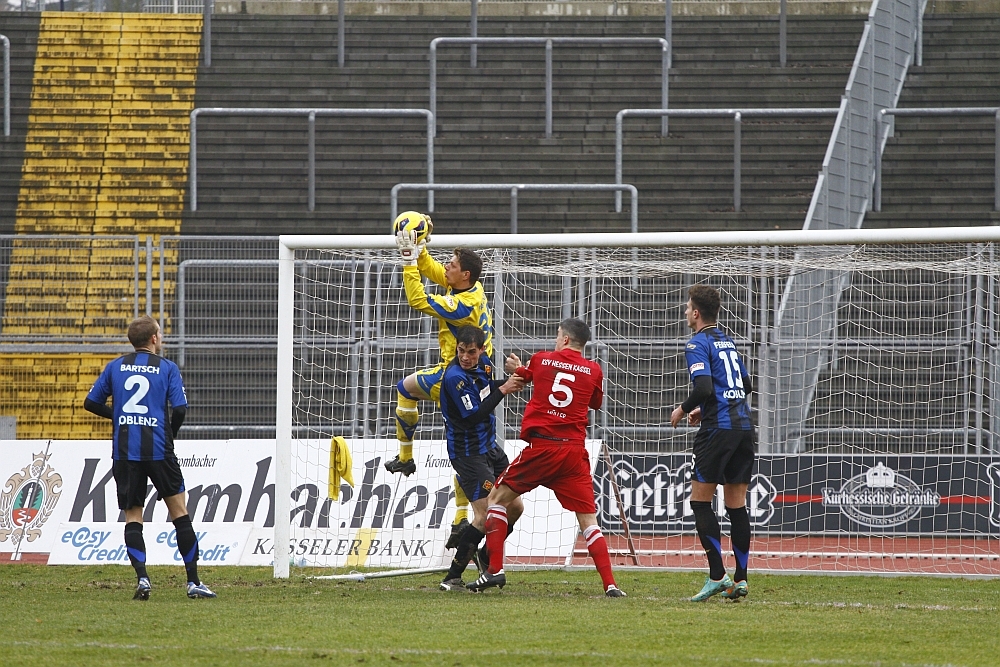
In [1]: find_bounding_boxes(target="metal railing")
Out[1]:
[430,37,669,138]
[1,34,9,137]
[188,107,435,212]
[390,182,639,233]
[614,107,840,212]
[874,107,1000,212]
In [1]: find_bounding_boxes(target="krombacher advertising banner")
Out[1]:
[0,439,597,566]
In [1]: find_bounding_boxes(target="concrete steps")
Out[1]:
[863,14,1000,229]
[187,14,862,234]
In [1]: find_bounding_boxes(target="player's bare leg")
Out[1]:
[123,506,151,600]
[577,513,626,597]
[164,494,216,599]
[689,481,733,601]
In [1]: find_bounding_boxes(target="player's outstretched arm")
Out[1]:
[416,244,448,288]
[443,378,520,431]
[83,397,113,420]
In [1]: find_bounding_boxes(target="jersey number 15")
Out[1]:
[718,351,744,389]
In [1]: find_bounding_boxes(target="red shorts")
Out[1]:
[496,443,596,514]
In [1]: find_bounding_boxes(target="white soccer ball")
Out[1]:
[392,211,433,245]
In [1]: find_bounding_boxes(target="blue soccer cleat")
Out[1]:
[721,579,748,601]
[133,577,151,601]
[187,582,217,599]
[690,574,734,602]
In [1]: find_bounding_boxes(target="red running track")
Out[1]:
[551,534,1000,575]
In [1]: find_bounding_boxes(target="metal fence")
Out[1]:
[429,37,669,138]
[390,182,640,234]
[614,107,840,212]
[874,106,1000,212]
[188,107,436,212]
[2,232,998,453]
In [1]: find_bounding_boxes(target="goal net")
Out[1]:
[275,229,1000,578]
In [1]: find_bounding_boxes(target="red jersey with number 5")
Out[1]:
[515,347,603,445]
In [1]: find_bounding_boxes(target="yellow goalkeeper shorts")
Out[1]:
[413,363,448,402]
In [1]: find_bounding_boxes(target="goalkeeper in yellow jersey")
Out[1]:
[389,215,495,547]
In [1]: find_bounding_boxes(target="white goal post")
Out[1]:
[276,226,1000,579]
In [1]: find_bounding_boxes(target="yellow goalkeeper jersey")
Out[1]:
[403,252,494,363]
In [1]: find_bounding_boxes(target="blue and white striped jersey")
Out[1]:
[684,326,753,430]
[86,352,187,461]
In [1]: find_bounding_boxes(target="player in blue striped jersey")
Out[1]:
[670,285,755,602]
[436,325,524,591]
[84,316,215,601]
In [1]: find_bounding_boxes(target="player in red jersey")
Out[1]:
[467,318,626,597]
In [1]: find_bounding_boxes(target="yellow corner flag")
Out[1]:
[328,436,355,500]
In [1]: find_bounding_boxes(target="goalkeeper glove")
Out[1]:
[396,230,425,266]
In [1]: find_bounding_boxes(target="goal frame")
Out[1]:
[275,225,1000,578]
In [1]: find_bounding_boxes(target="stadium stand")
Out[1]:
[0,5,996,438]
[865,14,1000,228]
[186,14,864,235]
[1,13,200,438]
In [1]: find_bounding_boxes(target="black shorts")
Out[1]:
[451,447,510,502]
[113,458,186,511]
[692,428,756,485]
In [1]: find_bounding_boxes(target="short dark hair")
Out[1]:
[453,248,483,285]
[455,325,486,349]
[688,285,720,323]
[128,316,159,348]
[559,318,591,347]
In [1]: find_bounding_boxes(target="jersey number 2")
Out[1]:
[122,375,150,414]
[549,372,576,408]
[718,351,744,389]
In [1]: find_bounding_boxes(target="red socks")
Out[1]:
[583,525,616,590]
[484,504,508,574]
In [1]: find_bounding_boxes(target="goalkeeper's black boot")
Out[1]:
[439,578,467,592]
[445,518,469,550]
[605,585,627,598]
[384,455,416,477]
[471,544,489,573]
[467,569,506,592]
[133,577,151,601]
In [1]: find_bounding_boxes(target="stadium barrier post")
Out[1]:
[338,0,345,68]
[734,111,742,211]
[1,35,9,137]
[470,0,477,68]
[780,0,787,67]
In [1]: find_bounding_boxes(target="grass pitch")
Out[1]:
[1,565,995,666]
